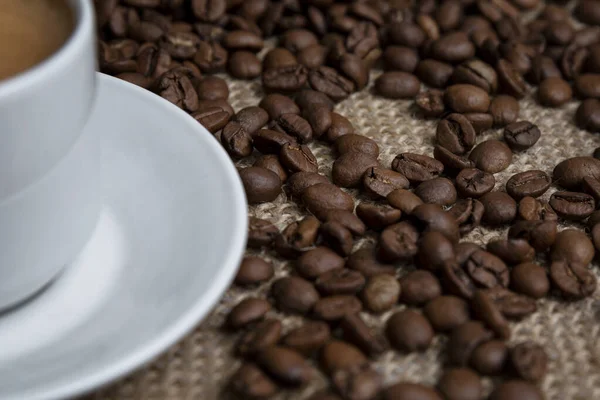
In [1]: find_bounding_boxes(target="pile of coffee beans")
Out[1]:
[95,0,600,399]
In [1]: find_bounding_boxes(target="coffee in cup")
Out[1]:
[0,0,74,81]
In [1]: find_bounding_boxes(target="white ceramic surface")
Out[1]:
[0,0,96,198]
[0,74,247,400]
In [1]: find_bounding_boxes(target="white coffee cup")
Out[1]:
[0,0,101,310]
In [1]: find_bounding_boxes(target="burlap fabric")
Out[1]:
[83,69,600,399]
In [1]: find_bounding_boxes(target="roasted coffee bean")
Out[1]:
[456,168,495,198]
[156,69,199,112]
[400,270,442,306]
[510,342,548,382]
[471,290,510,339]
[320,221,354,256]
[286,172,329,199]
[418,13,441,40]
[509,219,558,252]
[378,221,419,262]
[575,74,600,99]
[335,134,379,158]
[325,112,356,142]
[301,104,332,140]
[340,313,388,356]
[274,216,320,259]
[275,114,313,144]
[442,261,477,299]
[489,380,544,400]
[383,46,419,73]
[331,364,381,400]
[271,276,319,314]
[550,260,597,299]
[315,269,365,295]
[361,272,402,314]
[160,32,201,60]
[416,90,446,118]
[374,72,421,99]
[416,59,455,88]
[296,247,344,280]
[295,90,335,112]
[464,112,494,134]
[576,98,600,132]
[489,95,519,127]
[449,198,485,234]
[338,53,369,90]
[549,191,595,220]
[281,29,318,53]
[468,140,513,173]
[356,203,402,231]
[308,66,355,101]
[424,295,470,332]
[433,146,476,172]
[510,262,549,299]
[470,340,508,375]
[282,321,330,356]
[417,231,455,272]
[196,76,228,101]
[230,363,278,399]
[538,77,572,107]
[487,238,535,265]
[362,167,409,199]
[194,41,228,73]
[583,176,600,202]
[436,114,476,155]
[297,44,327,69]
[260,94,300,121]
[191,0,226,22]
[382,383,442,400]
[222,30,263,52]
[480,192,517,226]
[235,256,274,286]
[254,155,287,183]
[136,46,171,79]
[347,247,395,277]
[388,21,426,48]
[303,183,354,220]
[313,295,362,321]
[222,122,253,159]
[528,55,562,85]
[256,346,312,386]
[332,152,379,188]
[263,48,298,70]
[551,229,595,265]
[448,321,493,366]
[414,178,457,206]
[191,107,230,133]
[254,129,297,155]
[554,156,600,190]
[464,248,510,289]
[411,204,461,244]
[506,170,551,200]
[237,319,282,357]
[320,340,367,375]
[247,217,279,251]
[484,287,537,319]
[431,32,475,63]
[226,298,271,329]
[117,72,153,89]
[387,189,424,215]
[444,84,491,114]
[280,143,319,173]
[239,166,282,204]
[452,59,498,94]
[262,65,309,93]
[322,210,365,237]
[386,310,434,352]
[437,368,482,400]
[497,59,527,99]
[518,197,558,222]
[197,99,234,118]
[228,51,262,79]
[392,153,444,183]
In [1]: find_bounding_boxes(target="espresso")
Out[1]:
[0,0,74,81]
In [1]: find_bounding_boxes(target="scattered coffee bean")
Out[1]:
[489,380,544,400]
[356,202,403,231]
[392,153,445,183]
[256,346,313,386]
[313,295,362,321]
[436,113,476,155]
[416,59,455,88]
[320,221,354,256]
[375,71,421,99]
[437,368,482,400]
[517,196,558,222]
[340,313,388,357]
[445,84,491,113]
[287,172,329,199]
[456,168,495,198]
[449,198,485,234]
[452,59,498,93]
[280,143,319,173]
[434,146,476,172]
[553,156,600,190]
[320,340,367,375]
[538,77,573,106]
[416,90,446,117]
[490,95,519,127]
[230,363,279,399]
[509,342,548,382]
[411,204,460,243]
[468,140,513,173]
[382,383,443,400]
[378,221,419,262]
[504,121,541,151]
[383,46,419,72]
[506,170,551,199]
[361,274,401,313]
[271,276,319,314]
[227,298,271,329]
[346,247,396,277]
[416,231,455,272]
[400,270,442,306]
[235,256,274,286]
[471,290,511,339]
[576,98,600,132]
[247,217,279,249]
[551,229,595,266]
[464,112,494,134]
[386,310,434,352]
[549,191,595,220]
[274,216,320,258]
[487,239,535,265]
[480,192,517,226]
[414,177,457,206]
[260,94,300,120]
[335,134,379,158]
[315,269,365,296]
[282,321,331,355]
[332,152,379,188]
[447,321,493,366]
[424,295,470,332]
[470,340,508,375]
[362,167,409,198]
[550,259,597,299]
[239,166,282,204]
[237,319,282,357]
[387,189,424,215]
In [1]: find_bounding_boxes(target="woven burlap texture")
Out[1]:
[83,70,600,400]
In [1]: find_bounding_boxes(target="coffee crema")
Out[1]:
[0,0,74,81]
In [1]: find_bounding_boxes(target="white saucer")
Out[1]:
[0,74,247,400]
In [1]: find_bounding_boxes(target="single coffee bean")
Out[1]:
[374,71,421,99]
[315,269,365,295]
[356,203,403,231]
[510,342,548,382]
[575,73,600,99]
[280,143,319,173]
[232,106,269,135]
[431,32,476,63]
[313,295,362,321]
[302,104,332,140]
[576,98,600,132]
[256,346,312,386]
[296,247,344,280]
[191,0,226,22]
[400,270,442,306]
[239,166,282,204]
[320,221,354,256]
[263,47,297,70]
[504,121,541,152]
[222,122,253,159]
[549,191,595,220]
[191,107,230,133]
[273,114,313,145]
[226,298,271,329]
[346,247,396,277]
[437,368,482,400]
[487,239,535,265]
[338,53,369,90]
[471,290,510,339]
[497,59,527,99]
[197,99,234,118]
[196,76,228,101]
[489,380,544,400]
[509,219,558,252]
[456,168,495,198]
[230,363,278,399]
[297,44,327,69]
[445,84,491,113]
[583,176,600,202]
[361,274,401,313]
[282,321,331,355]
[411,204,461,243]
[117,72,153,89]
[517,197,558,222]
[415,89,446,118]
[386,310,434,352]
[335,134,379,158]
[286,172,329,199]
[416,59,455,88]
[464,248,510,289]
[235,256,274,286]
[506,170,551,200]
[417,231,455,272]
[464,112,494,134]
[485,287,538,319]
[281,28,318,53]
[424,295,470,332]
[228,51,262,79]
[332,152,379,188]
[320,340,367,375]
[468,140,513,173]
[382,383,442,400]
[527,55,562,85]
[510,263,549,300]
[259,94,300,121]
[331,364,381,400]
[550,260,597,299]
[362,167,409,198]
[470,340,508,375]
[247,217,278,249]
[449,198,484,235]
[554,156,600,190]
[392,153,444,183]
[480,192,517,226]
[388,21,426,48]
[378,221,419,262]
[237,319,282,357]
[222,30,263,52]
[262,64,309,93]
[448,321,493,366]
[436,113,476,155]
[295,90,335,112]
[452,59,498,93]
[538,77,572,107]
[193,41,227,73]
[155,69,199,112]
[340,313,388,357]
[323,210,366,237]
[303,183,354,220]
[271,276,319,314]
[308,66,355,101]
[551,229,595,265]
[325,112,356,142]
[489,95,519,127]
[433,146,476,172]
[254,155,287,183]
[414,178,457,206]
[383,46,419,72]
[387,189,424,215]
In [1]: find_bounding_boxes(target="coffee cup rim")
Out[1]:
[0,0,94,98]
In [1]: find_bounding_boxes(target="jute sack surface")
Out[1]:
[85,72,600,400]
